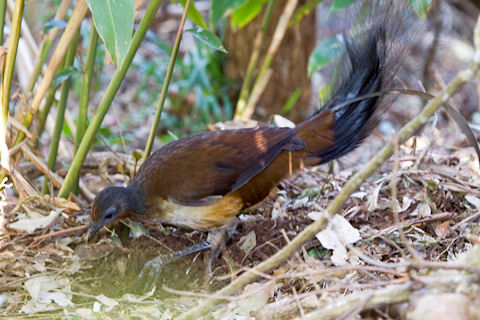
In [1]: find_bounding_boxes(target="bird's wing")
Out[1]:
[133,127,296,206]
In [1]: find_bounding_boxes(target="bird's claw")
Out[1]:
[137,241,212,293]
[137,255,167,293]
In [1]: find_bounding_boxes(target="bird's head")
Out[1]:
[88,186,144,240]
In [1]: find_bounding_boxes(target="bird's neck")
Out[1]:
[126,185,148,214]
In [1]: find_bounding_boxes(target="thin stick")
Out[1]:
[391,134,423,262]
[34,225,87,242]
[141,0,191,161]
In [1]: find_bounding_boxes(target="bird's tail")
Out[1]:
[293,10,405,166]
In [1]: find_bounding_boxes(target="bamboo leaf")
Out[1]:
[86,0,134,66]
[308,37,344,76]
[185,27,227,53]
[43,19,67,33]
[231,0,268,29]
[51,66,79,88]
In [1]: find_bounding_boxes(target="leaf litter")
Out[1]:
[2,118,480,319]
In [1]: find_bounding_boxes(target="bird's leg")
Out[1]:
[205,219,237,276]
[137,240,212,293]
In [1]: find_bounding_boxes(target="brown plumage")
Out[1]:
[88,19,396,239]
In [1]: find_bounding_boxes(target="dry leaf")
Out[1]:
[309,211,360,265]
[21,276,73,313]
[238,231,257,256]
[435,222,450,238]
[43,195,81,211]
[465,194,480,209]
[367,182,383,212]
[8,210,61,233]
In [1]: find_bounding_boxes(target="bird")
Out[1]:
[88,16,401,268]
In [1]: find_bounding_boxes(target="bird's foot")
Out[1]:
[205,221,237,276]
[137,240,212,293]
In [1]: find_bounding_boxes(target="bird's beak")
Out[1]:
[87,221,105,241]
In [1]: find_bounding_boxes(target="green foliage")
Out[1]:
[331,0,357,11]
[132,33,234,139]
[280,88,302,115]
[185,27,228,53]
[51,66,80,88]
[291,0,324,24]
[307,37,344,76]
[43,18,66,33]
[210,0,248,28]
[407,0,432,19]
[231,0,269,28]
[86,0,134,67]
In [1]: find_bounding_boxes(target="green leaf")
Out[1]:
[176,0,208,30]
[51,66,79,88]
[291,0,324,24]
[86,0,134,67]
[331,0,357,11]
[185,27,228,53]
[231,0,268,29]
[280,88,302,115]
[308,37,344,76]
[210,0,248,28]
[407,0,432,19]
[43,19,67,33]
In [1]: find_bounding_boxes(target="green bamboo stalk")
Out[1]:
[42,33,79,195]
[58,0,164,199]
[233,0,276,120]
[0,0,7,45]
[35,87,57,145]
[0,0,23,171]
[73,26,98,194]
[27,38,53,92]
[141,0,191,162]
[75,26,98,153]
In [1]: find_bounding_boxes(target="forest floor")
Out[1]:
[2,118,480,319]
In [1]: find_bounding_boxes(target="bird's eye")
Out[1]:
[104,207,116,220]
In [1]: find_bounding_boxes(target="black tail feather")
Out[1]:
[317,26,386,163]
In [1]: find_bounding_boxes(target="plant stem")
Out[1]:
[42,32,79,195]
[73,26,98,194]
[58,0,164,199]
[141,0,191,162]
[233,0,276,120]
[35,87,56,146]
[0,0,23,171]
[0,0,7,45]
